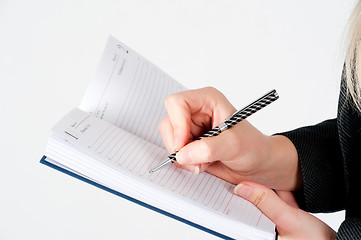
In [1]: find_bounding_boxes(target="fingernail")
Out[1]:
[234,183,253,199]
[176,151,184,165]
[173,136,180,152]
[193,166,200,175]
[176,148,191,165]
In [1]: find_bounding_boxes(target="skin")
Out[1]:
[158,87,336,239]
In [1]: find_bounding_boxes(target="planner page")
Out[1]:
[79,36,185,148]
[48,108,275,239]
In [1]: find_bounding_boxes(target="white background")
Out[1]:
[0,0,356,239]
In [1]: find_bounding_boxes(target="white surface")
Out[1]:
[0,0,355,239]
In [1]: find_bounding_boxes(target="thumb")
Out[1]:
[234,182,337,239]
[176,126,241,165]
[176,136,224,165]
[233,181,297,228]
[276,190,299,208]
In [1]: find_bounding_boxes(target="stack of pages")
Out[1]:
[42,36,276,240]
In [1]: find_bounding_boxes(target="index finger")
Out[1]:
[164,93,192,150]
[164,87,235,150]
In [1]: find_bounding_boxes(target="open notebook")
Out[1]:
[41,36,276,240]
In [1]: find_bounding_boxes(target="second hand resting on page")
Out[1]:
[158,87,336,240]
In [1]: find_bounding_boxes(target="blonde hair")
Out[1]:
[345,0,361,112]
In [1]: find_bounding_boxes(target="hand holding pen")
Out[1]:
[151,88,295,190]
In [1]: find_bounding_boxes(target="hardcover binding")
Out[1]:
[40,155,234,240]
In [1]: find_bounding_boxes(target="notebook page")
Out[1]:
[51,108,275,236]
[46,138,275,240]
[79,36,185,148]
[45,139,274,240]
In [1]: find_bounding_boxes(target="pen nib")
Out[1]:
[149,157,173,173]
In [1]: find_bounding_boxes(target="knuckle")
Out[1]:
[158,117,167,131]
[199,139,214,162]
[202,86,228,104]
[202,86,219,94]
[164,94,179,108]
[252,191,267,208]
[272,208,289,225]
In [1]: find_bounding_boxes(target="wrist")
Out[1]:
[267,135,302,191]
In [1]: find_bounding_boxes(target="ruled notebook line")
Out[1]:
[51,108,264,224]
[45,36,276,239]
[79,37,186,149]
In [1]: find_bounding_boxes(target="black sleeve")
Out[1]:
[336,218,361,240]
[278,119,346,213]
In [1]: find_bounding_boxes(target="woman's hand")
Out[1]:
[159,87,301,190]
[234,181,336,240]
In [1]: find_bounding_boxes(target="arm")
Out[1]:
[336,219,361,239]
[278,119,345,213]
[159,87,353,239]
[233,180,361,239]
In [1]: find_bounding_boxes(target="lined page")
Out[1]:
[51,108,274,229]
[79,36,185,148]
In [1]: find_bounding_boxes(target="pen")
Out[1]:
[149,89,279,173]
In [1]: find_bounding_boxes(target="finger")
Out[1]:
[235,182,337,239]
[206,161,246,184]
[176,122,245,165]
[233,181,298,227]
[159,115,212,173]
[158,115,177,153]
[158,116,196,172]
[164,87,236,150]
[172,161,196,173]
[276,190,299,208]
[164,93,192,150]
